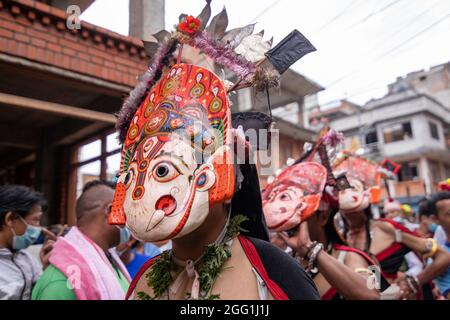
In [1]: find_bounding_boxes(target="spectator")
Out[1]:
[0,185,52,300]
[116,238,152,279]
[428,192,450,299]
[32,180,131,300]
[417,197,439,238]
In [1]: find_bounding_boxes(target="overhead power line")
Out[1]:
[250,0,283,23]
[314,0,361,33]
[325,13,450,89]
[348,0,404,29]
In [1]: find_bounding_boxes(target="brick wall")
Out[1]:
[0,0,148,87]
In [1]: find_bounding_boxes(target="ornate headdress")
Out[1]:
[109,0,316,242]
[262,128,342,231]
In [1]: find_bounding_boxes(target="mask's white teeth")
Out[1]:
[145,210,165,232]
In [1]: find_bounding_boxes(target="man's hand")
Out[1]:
[394,277,418,300]
[39,228,57,269]
[279,221,313,257]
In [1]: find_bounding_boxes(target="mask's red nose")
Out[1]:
[155,195,177,216]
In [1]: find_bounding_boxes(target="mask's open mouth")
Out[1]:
[340,193,367,212]
[155,195,177,216]
[142,195,178,233]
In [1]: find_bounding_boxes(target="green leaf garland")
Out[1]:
[137,215,248,300]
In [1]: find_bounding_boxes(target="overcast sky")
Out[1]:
[81,0,450,107]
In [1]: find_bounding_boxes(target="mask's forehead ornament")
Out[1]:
[333,151,382,208]
[333,151,380,189]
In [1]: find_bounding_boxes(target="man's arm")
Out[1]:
[316,251,380,300]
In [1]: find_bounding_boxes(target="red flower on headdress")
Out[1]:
[178,15,201,35]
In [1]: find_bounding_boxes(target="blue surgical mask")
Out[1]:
[393,216,404,224]
[11,219,42,250]
[116,226,131,245]
[428,223,438,234]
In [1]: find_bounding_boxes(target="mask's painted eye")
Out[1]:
[280,192,291,201]
[153,162,180,183]
[124,169,134,188]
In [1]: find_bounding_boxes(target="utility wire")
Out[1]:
[325,13,450,88]
[314,0,361,33]
[249,0,283,23]
[348,0,404,29]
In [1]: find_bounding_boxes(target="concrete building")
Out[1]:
[312,62,450,205]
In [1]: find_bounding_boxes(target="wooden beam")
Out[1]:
[55,122,113,145]
[0,93,116,124]
[0,150,34,169]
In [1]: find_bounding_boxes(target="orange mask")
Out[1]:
[109,63,235,242]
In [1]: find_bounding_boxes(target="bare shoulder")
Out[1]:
[372,220,396,239]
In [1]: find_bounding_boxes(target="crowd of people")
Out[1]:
[1,0,450,301]
[0,179,449,300]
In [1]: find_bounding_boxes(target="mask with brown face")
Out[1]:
[262,162,327,232]
[109,63,235,242]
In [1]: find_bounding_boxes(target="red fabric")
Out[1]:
[125,255,159,300]
[321,287,337,300]
[238,235,289,300]
[375,242,403,263]
[379,218,420,237]
[320,244,386,300]
[376,218,421,264]
[334,244,378,266]
[126,235,290,300]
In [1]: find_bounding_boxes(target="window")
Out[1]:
[365,131,378,145]
[397,162,419,182]
[445,166,450,178]
[429,161,442,183]
[72,132,121,198]
[383,122,413,143]
[429,122,439,140]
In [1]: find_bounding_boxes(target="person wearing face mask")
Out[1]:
[418,198,442,239]
[32,180,131,300]
[334,153,450,299]
[0,185,50,300]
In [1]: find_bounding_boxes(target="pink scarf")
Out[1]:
[49,227,131,300]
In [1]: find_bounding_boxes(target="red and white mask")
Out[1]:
[334,152,381,214]
[109,64,235,242]
[338,178,370,213]
[262,162,327,232]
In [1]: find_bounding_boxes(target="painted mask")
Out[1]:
[262,162,327,232]
[338,178,370,213]
[109,63,235,242]
[334,152,380,213]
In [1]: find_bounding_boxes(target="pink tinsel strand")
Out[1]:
[323,129,344,148]
[116,40,177,143]
[187,31,256,79]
